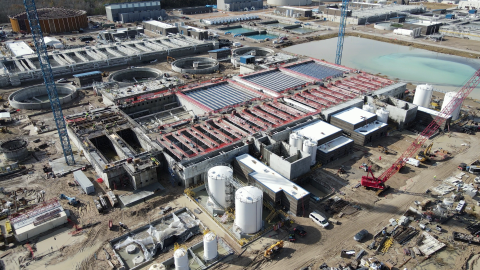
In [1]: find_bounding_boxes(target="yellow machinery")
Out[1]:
[431,99,441,111]
[416,143,433,163]
[167,56,176,63]
[101,71,109,77]
[5,220,12,234]
[264,240,284,259]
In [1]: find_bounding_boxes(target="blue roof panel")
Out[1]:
[73,71,102,78]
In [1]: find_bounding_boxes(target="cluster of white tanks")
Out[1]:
[203,232,218,261]
[234,186,263,234]
[362,103,376,113]
[412,84,433,108]
[289,132,304,149]
[207,166,233,209]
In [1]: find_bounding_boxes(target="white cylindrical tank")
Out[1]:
[362,103,375,113]
[207,166,232,208]
[441,91,462,120]
[296,134,305,150]
[203,232,218,261]
[412,84,433,108]
[376,108,389,123]
[234,186,263,234]
[302,139,317,166]
[289,133,299,148]
[174,248,189,270]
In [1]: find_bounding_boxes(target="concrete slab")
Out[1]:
[118,182,165,207]
[49,154,90,176]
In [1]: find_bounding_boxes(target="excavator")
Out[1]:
[378,145,396,155]
[264,240,284,259]
[416,143,433,163]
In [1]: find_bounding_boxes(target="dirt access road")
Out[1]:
[213,131,480,270]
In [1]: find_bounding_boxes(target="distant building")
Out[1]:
[217,0,263,11]
[143,21,179,36]
[105,0,167,23]
[180,6,213,14]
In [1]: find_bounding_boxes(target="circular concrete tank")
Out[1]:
[109,67,163,83]
[171,57,219,74]
[0,139,28,161]
[8,83,78,110]
[231,47,275,57]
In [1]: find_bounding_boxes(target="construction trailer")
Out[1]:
[73,71,102,89]
[73,170,95,195]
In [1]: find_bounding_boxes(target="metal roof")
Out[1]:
[73,71,102,78]
[292,120,341,143]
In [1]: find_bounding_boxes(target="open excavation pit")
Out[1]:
[171,57,219,74]
[8,83,78,110]
[109,67,163,84]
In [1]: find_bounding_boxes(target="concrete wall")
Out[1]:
[8,84,78,110]
[365,95,418,129]
[317,138,353,164]
[121,94,178,116]
[263,141,310,180]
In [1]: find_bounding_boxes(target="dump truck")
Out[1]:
[106,191,118,207]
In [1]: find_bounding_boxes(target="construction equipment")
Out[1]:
[416,143,433,162]
[359,163,368,172]
[101,71,110,77]
[361,67,480,195]
[5,220,12,234]
[335,0,350,65]
[264,240,284,259]
[23,0,75,165]
[59,194,79,205]
[431,99,441,110]
[167,56,176,63]
[378,145,396,155]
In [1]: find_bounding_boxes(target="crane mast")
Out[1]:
[335,0,350,65]
[23,0,75,165]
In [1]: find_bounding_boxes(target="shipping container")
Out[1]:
[73,171,95,195]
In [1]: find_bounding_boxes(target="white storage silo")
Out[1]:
[376,108,389,123]
[234,186,263,234]
[289,133,299,148]
[362,103,375,113]
[174,248,189,270]
[203,232,218,261]
[441,91,462,120]
[296,134,305,150]
[302,139,317,166]
[412,84,433,108]
[207,166,232,208]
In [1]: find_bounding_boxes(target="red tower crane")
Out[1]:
[361,68,480,194]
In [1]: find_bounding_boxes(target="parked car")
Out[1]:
[288,231,296,242]
[354,229,369,242]
[294,226,306,237]
[309,211,329,228]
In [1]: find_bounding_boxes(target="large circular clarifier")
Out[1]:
[109,67,162,83]
[8,83,78,110]
[171,57,219,74]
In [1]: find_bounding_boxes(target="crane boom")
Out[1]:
[23,0,75,165]
[363,68,480,189]
[335,0,350,65]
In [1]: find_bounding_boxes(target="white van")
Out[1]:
[309,211,329,228]
[404,158,420,167]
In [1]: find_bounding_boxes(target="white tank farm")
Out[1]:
[207,166,233,208]
[362,103,375,113]
[203,232,218,261]
[376,108,389,123]
[174,248,189,270]
[296,134,305,149]
[441,91,462,120]
[234,186,263,234]
[412,84,433,108]
[302,139,317,166]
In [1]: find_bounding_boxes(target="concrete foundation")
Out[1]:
[8,83,78,110]
[0,139,29,161]
[171,57,219,74]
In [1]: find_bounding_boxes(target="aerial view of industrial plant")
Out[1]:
[0,0,480,269]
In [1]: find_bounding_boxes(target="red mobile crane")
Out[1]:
[361,68,480,195]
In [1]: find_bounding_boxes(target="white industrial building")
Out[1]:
[458,1,480,9]
[44,37,64,49]
[9,199,68,242]
[5,41,34,57]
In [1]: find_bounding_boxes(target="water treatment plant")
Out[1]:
[1,2,480,270]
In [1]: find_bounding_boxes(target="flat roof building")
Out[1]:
[6,41,34,57]
[234,154,309,216]
[317,136,354,164]
[292,120,342,146]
